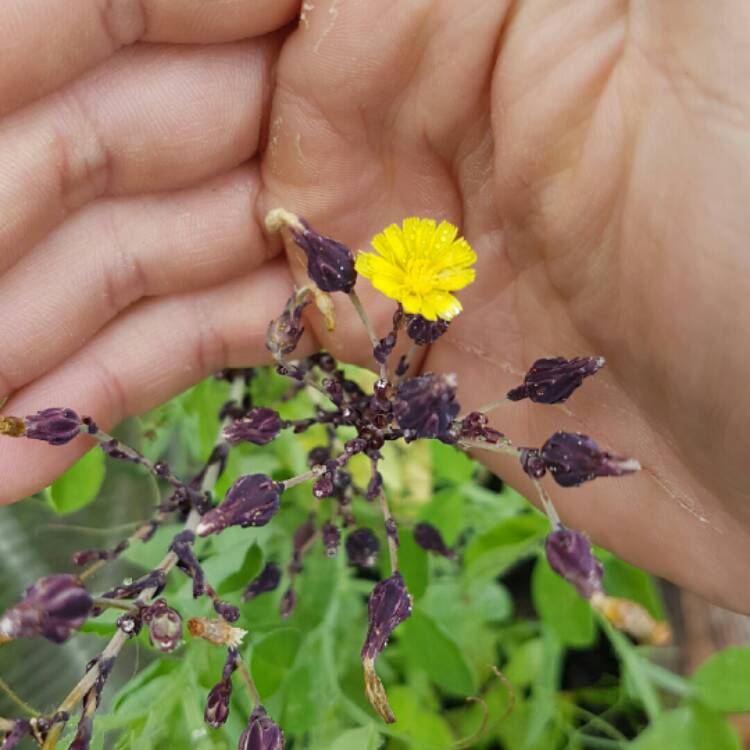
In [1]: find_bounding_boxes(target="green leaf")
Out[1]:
[216,542,263,596]
[692,647,750,713]
[504,638,543,688]
[252,628,303,697]
[531,555,596,648]
[385,686,455,749]
[396,529,429,601]
[629,703,740,750]
[47,448,105,514]
[526,629,563,745]
[328,725,382,750]
[431,440,475,484]
[602,556,664,619]
[400,608,476,696]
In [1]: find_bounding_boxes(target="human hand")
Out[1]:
[3,1,749,613]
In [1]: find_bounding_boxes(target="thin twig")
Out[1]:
[0,675,38,717]
[234,652,260,707]
[347,290,379,349]
[0,717,15,733]
[377,490,398,575]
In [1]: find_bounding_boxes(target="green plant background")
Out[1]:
[0,368,748,749]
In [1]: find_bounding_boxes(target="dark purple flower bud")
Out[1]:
[1,720,31,750]
[0,574,92,644]
[279,587,296,619]
[373,331,397,364]
[242,563,282,602]
[545,526,604,599]
[69,715,93,750]
[313,474,334,499]
[519,448,546,479]
[266,289,311,357]
[507,356,605,404]
[307,445,330,467]
[238,705,285,750]
[405,314,450,345]
[214,600,240,622]
[394,373,460,441]
[321,522,341,557]
[223,408,283,446]
[169,531,205,597]
[291,221,356,293]
[205,679,233,728]
[361,572,413,723]
[541,431,640,487]
[197,475,282,537]
[346,528,380,567]
[413,522,455,559]
[23,408,82,445]
[143,599,182,653]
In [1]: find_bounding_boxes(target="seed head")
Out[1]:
[0,574,92,644]
[223,408,283,446]
[196,475,282,537]
[393,373,460,441]
[238,705,285,750]
[242,563,282,602]
[545,527,604,599]
[288,220,357,294]
[346,528,380,567]
[507,356,605,405]
[23,408,82,445]
[541,431,640,487]
[143,599,182,653]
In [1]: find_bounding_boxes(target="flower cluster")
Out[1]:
[0,211,669,750]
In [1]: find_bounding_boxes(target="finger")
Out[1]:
[0,0,300,116]
[0,164,277,394]
[0,39,276,276]
[0,261,316,504]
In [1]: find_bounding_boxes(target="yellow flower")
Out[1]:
[354,218,476,321]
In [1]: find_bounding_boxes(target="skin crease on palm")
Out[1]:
[0,0,748,613]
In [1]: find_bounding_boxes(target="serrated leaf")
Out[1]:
[692,647,750,713]
[47,448,106,514]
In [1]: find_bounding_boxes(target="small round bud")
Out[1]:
[545,527,604,599]
[519,448,546,479]
[143,599,182,653]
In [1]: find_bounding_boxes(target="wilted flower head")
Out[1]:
[204,648,238,728]
[242,563,282,602]
[223,408,283,446]
[413,522,455,559]
[507,356,605,405]
[545,527,604,599]
[361,572,413,723]
[23,408,82,445]
[197,474,282,536]
[346,528,380,567]
[266,288,311,357]
[541,431,640,487]
[143,599,182,653]
[290,220,357,294]
[238,705,285,750]
[405,314,450,345]
[355,218,476,321]
[0,574,92,644]
[394,373,460,441]
[188,617,247,648]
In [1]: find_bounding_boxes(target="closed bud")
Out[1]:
[507,356,605,404]
[307,446,330,467]
[69,716,93,750]
[405,314,450,345]
[214,600,240,623]
[238,705,285,750]
[242,563,282,602]
[0,574,92,644]
[205,679,233,728]
[223,408,283,446]
[346,528,380,567]
[541,431,640,487]
[290,220,357,294]
[413,522,455,559]
[361,572,413,723]
[197,475,282,537]
[313,474,334,499]
[23,408,82,445]
[519,448,546,479]
[266,289,312,357]
[394,373,459,441]
[143,599,182,653]
[545,527,604,599]
[321,522,341,557]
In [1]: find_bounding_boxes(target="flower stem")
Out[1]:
[347,290,379,349]
[91,597,136,612]
[234,652,260,707]
[377,490,398,575]
[281,465,326,490]
[0,675,38,717]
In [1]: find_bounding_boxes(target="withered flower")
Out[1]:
[223,408,283,446]
[361,572,412,723]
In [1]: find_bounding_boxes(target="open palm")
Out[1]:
[1,0,748,612]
